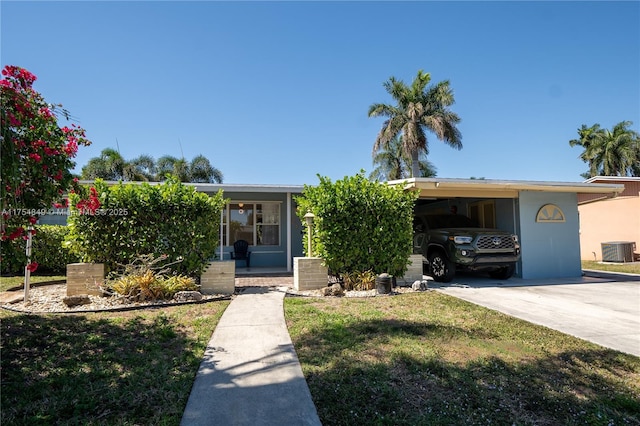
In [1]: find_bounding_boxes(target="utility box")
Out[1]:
[601,241,635,262]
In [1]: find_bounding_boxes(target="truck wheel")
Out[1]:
[429,252,455,282]
[489,264,515,280]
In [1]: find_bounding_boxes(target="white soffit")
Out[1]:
[388,178,624,199]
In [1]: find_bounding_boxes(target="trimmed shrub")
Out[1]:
[295,172,418,280]
[0,225,79,275]
[65,178,227,277]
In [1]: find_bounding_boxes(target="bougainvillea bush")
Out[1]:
[0,65,90,273]
[65,178,227,277]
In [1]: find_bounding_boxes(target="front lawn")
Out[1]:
[0,301,229,425]
[582,260,640,275]
[0,274,66,292]
[285,292,640,425]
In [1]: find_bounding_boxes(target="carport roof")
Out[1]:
[388,177,624,199]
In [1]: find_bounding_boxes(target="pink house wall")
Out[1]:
[578,179,640,261]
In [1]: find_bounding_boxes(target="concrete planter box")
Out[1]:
[67,263,105,296]
[396,254,424,286]
[201,261,235,295]
[294,257,328,291]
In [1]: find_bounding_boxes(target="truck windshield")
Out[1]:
[425,214,478,229]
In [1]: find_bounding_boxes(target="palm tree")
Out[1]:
[125,154,156,181]
[156,156,186,181]
[189,154,223,183]
[81,148,126,180]
[569,124,604,178]
[368,70,462,177]
[156,155,223,183]
[571,121,640,178]
[82,150,224,183]
[369,135,436,181]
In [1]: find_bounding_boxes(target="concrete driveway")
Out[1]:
[431,271,640,357]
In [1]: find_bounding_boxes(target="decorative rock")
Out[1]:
[63,295,92,307]
[330,283,344,296]
[174,291,203,302]
[320,284,344,296]
[412,280,429,291]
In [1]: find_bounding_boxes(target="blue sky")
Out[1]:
[2,1,639,185]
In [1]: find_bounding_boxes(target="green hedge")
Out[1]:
[0,225,80,275]
[295,172,418,278]
[64,178,227,277]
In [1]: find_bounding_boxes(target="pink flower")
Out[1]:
[29,153,42,162]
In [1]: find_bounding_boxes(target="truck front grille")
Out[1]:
[476,235,515,250]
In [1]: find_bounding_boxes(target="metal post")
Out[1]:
[24,226,33,302]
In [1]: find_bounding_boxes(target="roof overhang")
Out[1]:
[388,177,624,199]
[80,180,305,194]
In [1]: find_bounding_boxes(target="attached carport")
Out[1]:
[389,178,623,279]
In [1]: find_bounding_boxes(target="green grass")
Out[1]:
[0,274,66,292]
[582,260,640,274]
[1,301,230,425]
[285,292,640,425]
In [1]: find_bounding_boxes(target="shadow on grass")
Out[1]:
[288,308,640,425]
[1,311,204,425]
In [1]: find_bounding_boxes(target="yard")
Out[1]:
[1,261,639,424]
[0,302,229,425]
[285,292,640,425]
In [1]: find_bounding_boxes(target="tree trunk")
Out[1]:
[411,152,420,178]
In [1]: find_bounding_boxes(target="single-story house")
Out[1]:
[577,176,640,262]
[41,177,624,279]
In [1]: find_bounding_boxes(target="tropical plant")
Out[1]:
[570,121,640,178]
[368,70,462,178]
[369,134,437,181]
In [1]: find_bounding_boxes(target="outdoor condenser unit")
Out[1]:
[601,241,635,263]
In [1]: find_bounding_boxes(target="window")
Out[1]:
[223,202,280,246]
[469,200,496,228]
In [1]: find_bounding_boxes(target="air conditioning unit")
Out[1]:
[601,241,635,262]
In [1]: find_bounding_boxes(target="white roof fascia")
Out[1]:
[388,177,624,196]
[79,180,304,194]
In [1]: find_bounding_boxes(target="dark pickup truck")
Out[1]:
[413,213,521,282]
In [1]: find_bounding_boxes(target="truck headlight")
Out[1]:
[453,236,473,244]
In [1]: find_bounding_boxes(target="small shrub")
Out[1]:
[342,270,377,291]
[106,254,199,302]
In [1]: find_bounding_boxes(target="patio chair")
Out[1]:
[231,239,251,267]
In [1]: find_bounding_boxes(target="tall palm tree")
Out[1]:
[369,135,436,181]
[569,123,604,178]
[368,70,462,177]
[571,121,640,178]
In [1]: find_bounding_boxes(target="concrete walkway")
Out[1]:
[181,286,321,426]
